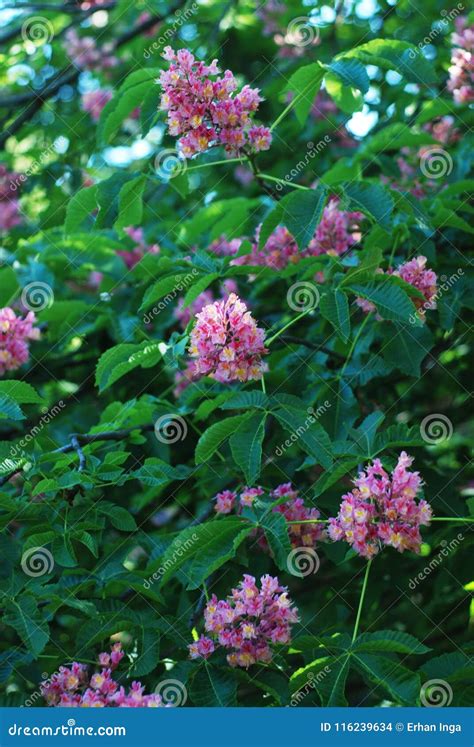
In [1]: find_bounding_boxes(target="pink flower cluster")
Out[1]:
[205,200,362,271]
[448,17,474,104]
[214,482,326,550]
[64,29,117,71]
[0,165,22,231]
[81,89,113,122]
[189,574,299,668]
[0,307,40,376]
[159,47,272,157]
[328,452,432,558]
[356,255,437,320]
[189,293,267,382]
[41,643,167,707]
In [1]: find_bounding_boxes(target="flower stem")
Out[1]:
[184,157,244,171]
[431,517,472,522]
[286,519,328,524]
[261,375,267,393]
[255,173,311,191]
[266,308,314,347]
[351,559,372,644]
[270,79,319,132]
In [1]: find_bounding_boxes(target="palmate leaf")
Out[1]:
[348,282,416,323]
[273,407,333,468]
[343,38,437,84]
[352,652,421,705]
[381,323,434,376]
[259,511,292,570]
[282,62,326,125]
[340,181,394,230]
[3,595,50,656]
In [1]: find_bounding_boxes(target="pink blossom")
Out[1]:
[41,643,168,707]
[119,226,160,269]
[64,29,118,71]
[189,293,267,383]
[448,18,474,104]
[328,452,432,558]
[0,307,40,376]
[81,89,113,122]
[159,47,271,157]
[189,574,299,667]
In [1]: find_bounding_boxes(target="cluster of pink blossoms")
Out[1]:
[0,165,22,231]
[214,483,326,550]
[356,256,437,321]
[41,643,167,707]
[189,575,299,668]
[159,47,272,157]
[328,452,432,559]
[174,278,237,329]
[189,293,267,382]
[205,200,362,271]
[64,29,117,71]
[0,307,40,376]
[448,17,474,105]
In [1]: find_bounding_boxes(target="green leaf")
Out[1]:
[282,62,325,125]
[190,665,237,706]
[229,412,267,483]
[260,511,291,570]
[358,123,437,157]
[221,391,270,410]
[0,395,24,421]
[381,323,433,376]
[328,58,370,93]
[320,290,351,343]
[114,174,146,232]
[0,381,43,405]
[95,341,162,392]
[348,282,416,322]
[140,273,196,312]
[195,414,249,464]
[341,181,393,230]
[181,272,219,308]
[98,69,159,145]
[325,72,363,114]
[259,188,327,251]
[157,517,252,588]
[0,267,19,306]
[313,458,360,496]
[64,185,98,232]
[343,39,437,84]
[353,653,420,705]
[3,596,49,656]
[318,656,350,706]
[273,407,332,468]
[353,630,431,655]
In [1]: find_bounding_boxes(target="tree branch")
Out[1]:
[279,334,346,360]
